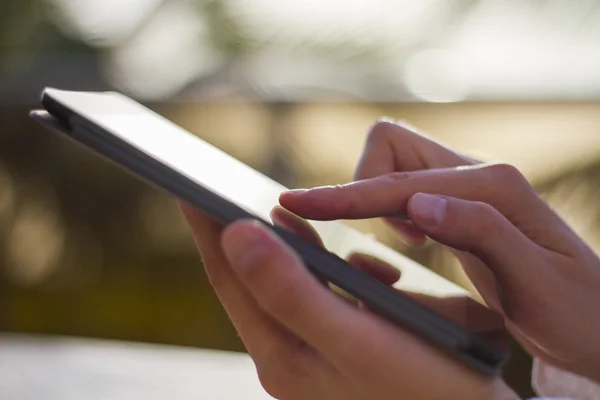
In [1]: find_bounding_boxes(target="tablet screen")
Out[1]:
[43,88,468,298]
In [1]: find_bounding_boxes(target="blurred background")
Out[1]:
[1,0,600,397]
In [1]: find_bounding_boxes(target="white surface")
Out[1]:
[0,334,272,400]
[44,88,468,298]
[2,335,590,400]
[47,0,600,101]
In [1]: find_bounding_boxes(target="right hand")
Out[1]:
[280,120,600,382]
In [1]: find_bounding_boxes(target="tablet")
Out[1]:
[30,88,507,375]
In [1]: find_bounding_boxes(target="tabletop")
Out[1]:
[0,334,273,400]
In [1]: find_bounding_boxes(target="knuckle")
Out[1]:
[367,120,398,143]
[258,272,305,320]
[328,183,349,199]
[332,183,349,196]
[472,199,495,215]
[341,198,357,218]
[332,184,356,216]
[486,163,527,186]
[255,349,309,400]
[386,171,411,182]
[467,201,500,238]
[367,119,415,143]
[256,365,287,399]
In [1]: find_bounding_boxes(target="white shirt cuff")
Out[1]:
[532,358,600,399]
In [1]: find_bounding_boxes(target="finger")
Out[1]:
[221,220,502,389]
[270,205,324,247]
[270,197,492,315]
[271,206,399,293]
[384,217,427,247]
[354,121,476,248]
[354,120,476,181]
[452,250,503,313]
[179,202,236,289]
[270,207,401,282]
[403,292,508,351]
[281,163,577,255]
[346,253,401,286]
[221,219,370,367]
[270,207,405,283]
[271,206,402,288]
[281,163,535,221]
[405,293,504,333]
[179,202,320,371]
[406,193,546,307]
[342,257,505,346]
[346,252,400,312]
[355,121,472,248]
[270,205,335,290]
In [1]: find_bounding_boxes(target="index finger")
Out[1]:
[280,163,538,221]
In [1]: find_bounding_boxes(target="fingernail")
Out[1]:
[282,189,308,196]
[270,213,291,230]
[270,207,298,231]
[223,223,269,271]
[411,193,446,228]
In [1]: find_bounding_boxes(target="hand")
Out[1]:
[270,206,508,347]
[279,120,600,382]
[180,203,516,400]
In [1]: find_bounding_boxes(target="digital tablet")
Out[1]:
[30,88,507,375]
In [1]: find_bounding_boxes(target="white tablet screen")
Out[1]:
[44,88,468,297]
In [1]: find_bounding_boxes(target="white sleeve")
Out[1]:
[531,358,600,400]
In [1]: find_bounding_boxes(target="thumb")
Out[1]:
[407,193,543,294]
